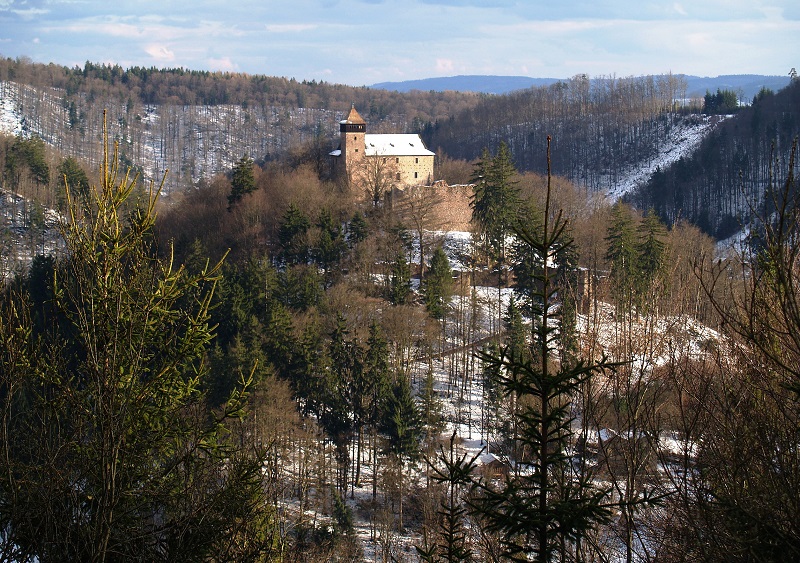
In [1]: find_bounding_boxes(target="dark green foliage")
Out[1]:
[605,202,639,312]
[752,86,774,105]
[471,142,521,267]
[423,246,454,320]
[471,143,613,562]
[57,157,90,204]
[389,251,413,305]
[704,88,739,114]
[0,132,272,561]
[278,264,324,310]
[380,374,423,461]
[504,296,529,363]
[277,203,311,266]
[418,432,479,563]
[227,153,257,208]
[635,208,667,309]
[363,322,394,486]
[312,208,347,282]
[347,211,369,246]
[481,341,507,440]
[510,204,544,317]
[4,135,50,188]
[605,204,668,315]
[419,365,445,440]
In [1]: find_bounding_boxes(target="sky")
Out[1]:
[0,0,798,87]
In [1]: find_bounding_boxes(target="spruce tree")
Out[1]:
[417,432,479,563]
[471,138,613,562]
[423,246,454,320]
[277,203,310,266]
[227,153,256,208]
[380,373,423,529]
[0,118,272,561]
[470,141,521,275]
[635,208,667,312]
[389,251,413,305]
[605,202,639,315]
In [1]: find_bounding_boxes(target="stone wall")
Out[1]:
[388,181,474,232]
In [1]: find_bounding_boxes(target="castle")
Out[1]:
[330,105,473,232]
[329,105,435,192]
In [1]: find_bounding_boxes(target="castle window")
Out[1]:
[415,158,419,163]
[414,172,418,179]
[396,158,399,163]
[396,173,401,180]
[355,149,358,152]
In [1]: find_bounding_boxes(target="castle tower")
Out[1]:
[340,105,366,177]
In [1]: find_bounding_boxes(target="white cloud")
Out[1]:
[208,56,237,72]
[265,23,317,33]
[145,44,175,61]
[436,58,455,73]
[673,3,687,16]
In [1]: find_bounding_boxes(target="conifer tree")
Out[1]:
[423,246,454,320]
[471,141,521,276]
[417,432,479,563]
[227,153,256,208]
[389,251,413,305]
[471,138,613,562]
[277,203,310,266]
[380,373,424,529]
[0,117,272,561]
[605,202,639,314]
[635,208,667,312]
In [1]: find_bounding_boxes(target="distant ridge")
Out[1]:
[371,75,561,95]
[372,74,792,101]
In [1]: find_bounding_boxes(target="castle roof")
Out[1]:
[364,134,435,157]
[339,105,366,125]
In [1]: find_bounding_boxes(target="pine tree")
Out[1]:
[389,251,413,305]
[470,141,521,273]
[0,117,272,561]
[471,138,613,562]
[347,211,369,247]
[635,208,667,312]
[227,153,256,208]
[605,202,639,315]
[423,246,454,320]
[57,157,90,204]
[277,203,310,266]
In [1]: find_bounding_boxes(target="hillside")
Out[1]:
[2,59,794,242]
[629,78,800,239]
[372,73,791,100]
[0,66,704,190]
[2,59,800,563]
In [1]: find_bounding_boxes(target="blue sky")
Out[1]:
[1,0,797,86]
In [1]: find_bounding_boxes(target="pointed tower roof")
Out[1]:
[340,104,366,125]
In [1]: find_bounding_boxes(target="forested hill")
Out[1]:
[2,57,795,241]
[0,58,479,193]
[3,61,707,195]
[628,79,800,240]
[421,74,700,192]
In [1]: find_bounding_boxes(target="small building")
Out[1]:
[330,106,435,196]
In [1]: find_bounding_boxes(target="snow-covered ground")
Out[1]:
[338,230,721,560]
[0,82,25,137]
[604,114,729,201]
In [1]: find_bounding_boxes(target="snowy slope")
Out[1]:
[603,114,729,202]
